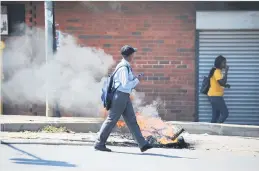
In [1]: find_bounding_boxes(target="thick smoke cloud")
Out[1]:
[2,25,163,118]
[2,25,114,116]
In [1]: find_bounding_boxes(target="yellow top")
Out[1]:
[208,69,224,96]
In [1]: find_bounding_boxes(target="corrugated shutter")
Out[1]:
[198,31,259,125]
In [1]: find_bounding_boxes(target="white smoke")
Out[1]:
[2,25,114,116]
[131,89,163,118]
[2,24,163,118]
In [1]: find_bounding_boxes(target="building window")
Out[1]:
[1,6,8,35]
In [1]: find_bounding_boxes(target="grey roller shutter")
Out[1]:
[198,31,259,125]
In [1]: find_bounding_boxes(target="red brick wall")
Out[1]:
[32,1,45,27]
[55,2,196,121]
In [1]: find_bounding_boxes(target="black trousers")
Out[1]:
[209,96,229,123]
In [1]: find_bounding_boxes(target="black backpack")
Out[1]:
[101,65,130,110]
[200,76,210,95]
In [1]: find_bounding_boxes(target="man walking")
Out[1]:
[94,45,153,152]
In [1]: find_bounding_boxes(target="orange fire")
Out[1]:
[117,120,126,128]
[101,106,179,144]
[135,115,179,144]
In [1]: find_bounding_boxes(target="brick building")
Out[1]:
[1,1,259,125]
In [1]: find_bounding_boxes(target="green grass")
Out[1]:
[41,125,72,133]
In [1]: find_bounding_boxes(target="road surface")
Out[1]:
[0,143,258,171]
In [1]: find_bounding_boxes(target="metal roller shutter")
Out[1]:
[198,31,259,125]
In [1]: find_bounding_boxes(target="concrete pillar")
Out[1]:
[44,1,54,117]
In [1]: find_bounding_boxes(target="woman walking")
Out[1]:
[208,55,231,123]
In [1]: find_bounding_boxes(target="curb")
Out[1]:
[0,122,103,133]
[1,116,259,137]
[167,121,259,137]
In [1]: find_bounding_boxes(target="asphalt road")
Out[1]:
[0,143,258,171]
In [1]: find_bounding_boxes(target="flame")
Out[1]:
[135,115,179,144]
[117,120,126,128]
[101,96,179,145]
[101,108,127,128]
[158,137,178,144]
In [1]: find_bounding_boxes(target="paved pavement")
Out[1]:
[0,143,258,171]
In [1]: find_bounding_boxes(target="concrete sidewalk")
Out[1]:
[1,115,259,137]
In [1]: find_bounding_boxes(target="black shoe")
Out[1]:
[140,143,153,152]
[94,145,112,152]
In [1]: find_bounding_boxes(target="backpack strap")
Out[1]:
[111,65,130,90]
[111,65,129,77]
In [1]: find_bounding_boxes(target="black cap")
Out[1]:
[121,45,137,57]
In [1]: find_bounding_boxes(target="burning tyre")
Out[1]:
[102,107,188,149]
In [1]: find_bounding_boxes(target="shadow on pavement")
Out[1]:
[10,158,76,167]
[113,151,197,159]
[4,143,76,167]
